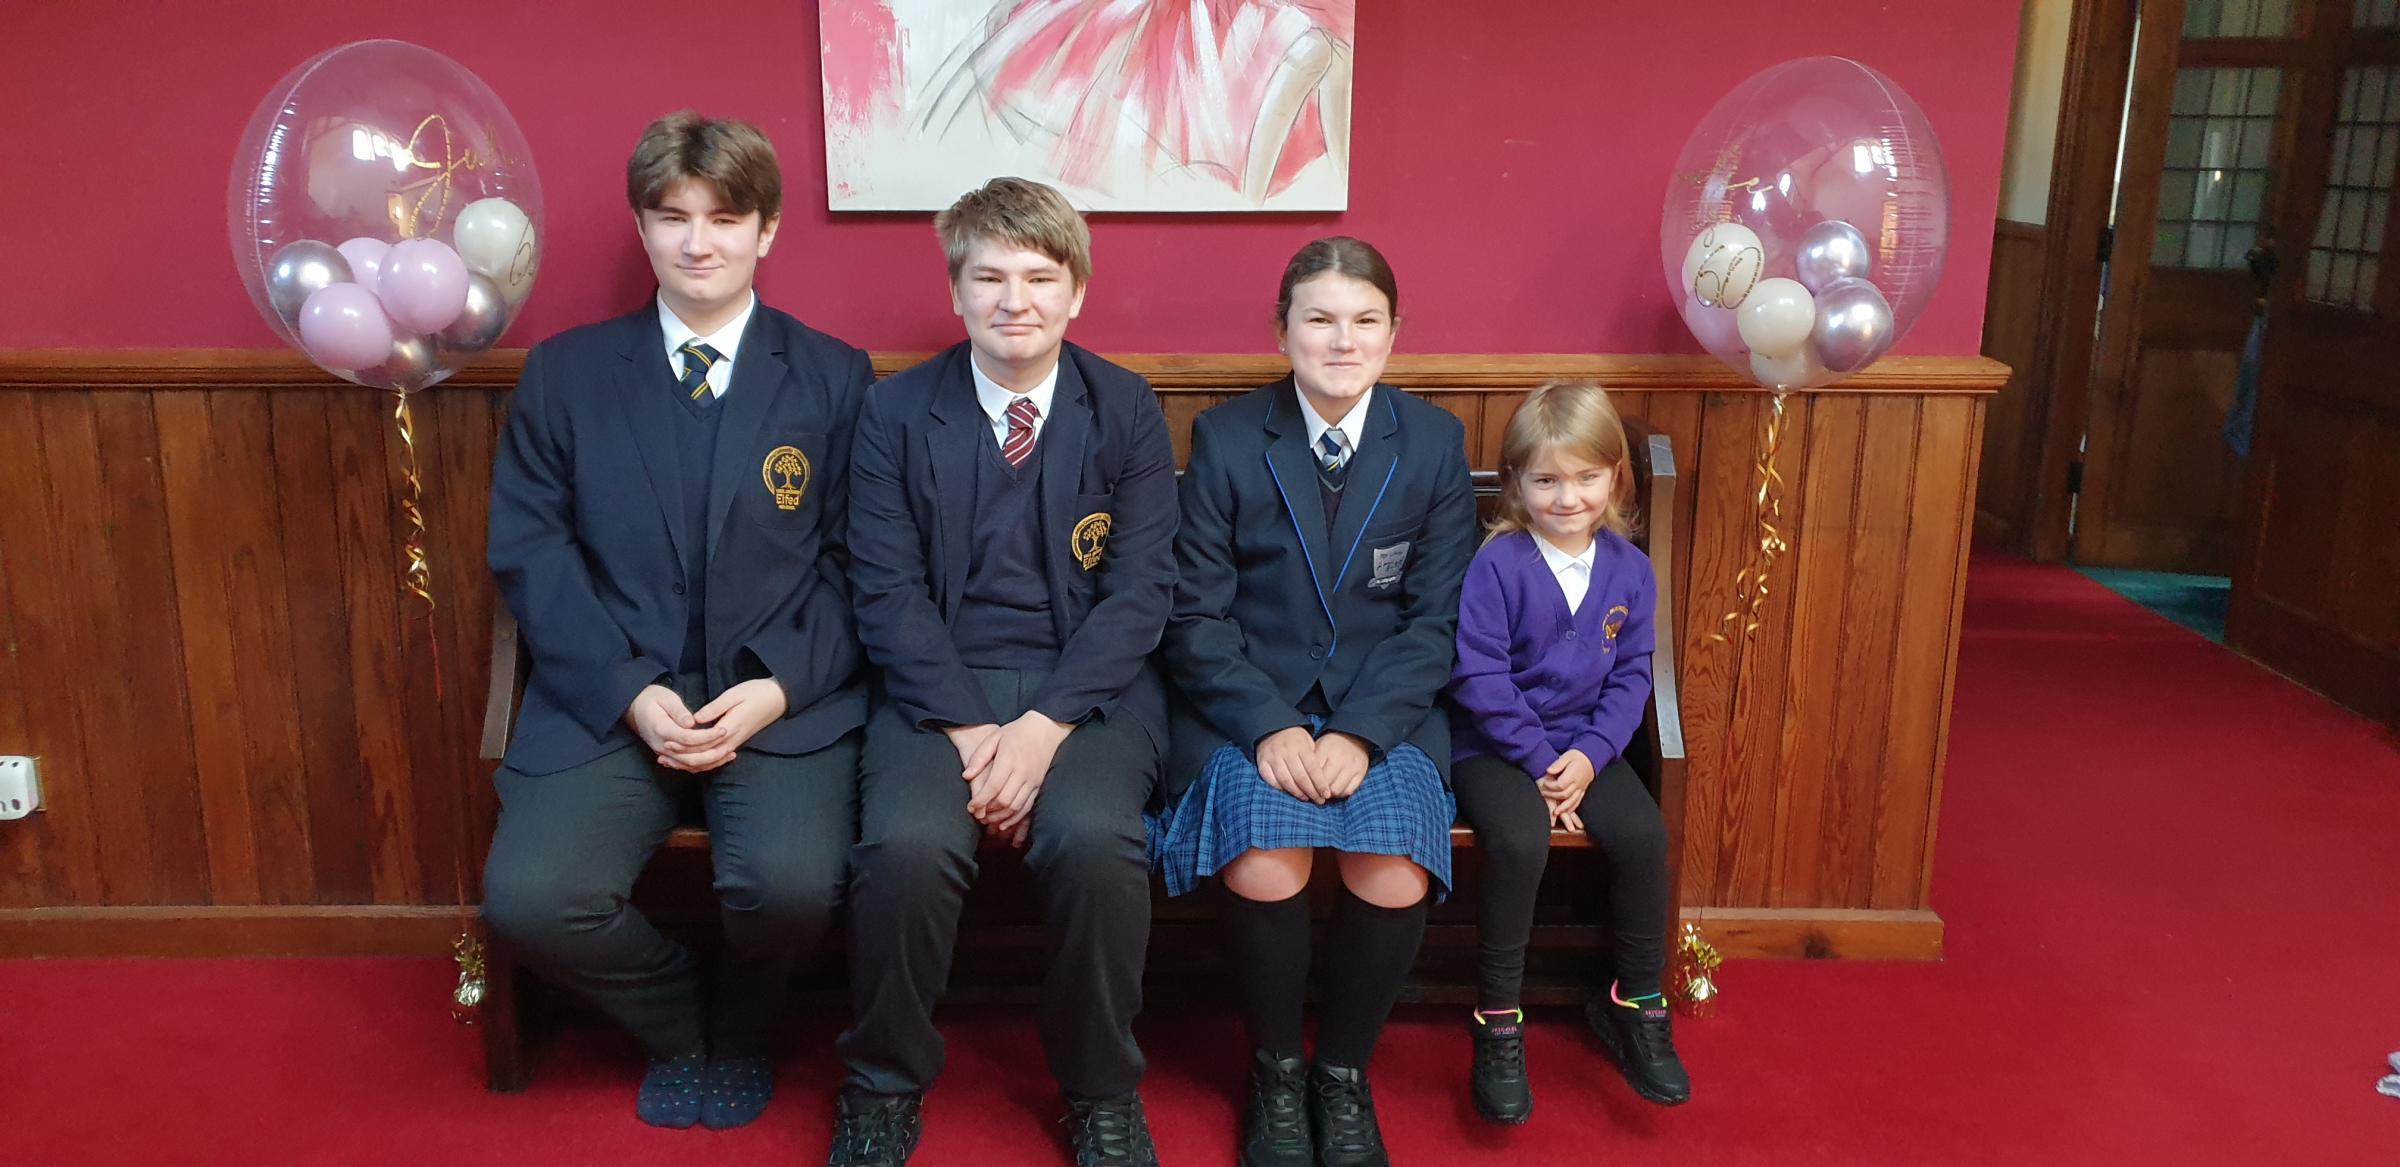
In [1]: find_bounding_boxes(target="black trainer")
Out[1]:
[1468,1009,1533,1124]
[1065,1093,1160,1166]
[1307,1062,1390,1167]
[826,1089,924,1167]
[1585,986,1692,1106]
[1239,1050,1313,1167]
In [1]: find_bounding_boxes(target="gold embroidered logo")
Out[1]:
[761,445,811,511]
[1602,604,1631,642]
[1071,512,1112,570]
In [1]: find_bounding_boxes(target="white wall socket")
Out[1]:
[0,756,40,820]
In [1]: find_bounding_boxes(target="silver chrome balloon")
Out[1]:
[439,272,510,352]
[1811,278,1896,372]
[371,333,439,393]
[1794,220,1872,293]
[264,240,353,324]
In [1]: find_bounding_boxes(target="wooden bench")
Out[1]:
[475,423,1685,1092]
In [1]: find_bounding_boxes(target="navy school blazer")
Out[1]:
[1162,379,1480,799]
[487,301,874,776]
[846,341,1178,747]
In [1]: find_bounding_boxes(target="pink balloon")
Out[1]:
[336,237,389,290]
[297,283,396,370]
[378,238,471,332]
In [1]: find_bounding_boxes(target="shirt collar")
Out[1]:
[1531,530,1597,576]
[658,292,756,367]
[1299,386,1375,455]
[970,353,1060,427]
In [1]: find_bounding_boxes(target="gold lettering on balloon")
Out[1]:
[381,114,521,240]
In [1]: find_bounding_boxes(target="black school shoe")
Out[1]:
[1467,1009,1533,1124]
[1065,1093,1160,1166]
[826,1089,924,1166]
[1585,985,1692,1106]
[1240,1051,1313,1167]
[1307,1062,1391,1167]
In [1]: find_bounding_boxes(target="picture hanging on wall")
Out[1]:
[822,1,1355,212]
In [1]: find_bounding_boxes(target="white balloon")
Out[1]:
[453,197,538,304]
[1737,277,1816,357]
[1750,346,1827,390]
[1681,222,1764,308]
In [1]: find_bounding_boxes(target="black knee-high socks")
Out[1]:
[1222,888,1312,1059]
[1316,887,1429,1068]
[1221,884,1430,1069]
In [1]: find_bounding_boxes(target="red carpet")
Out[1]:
[7,555,2398,1164]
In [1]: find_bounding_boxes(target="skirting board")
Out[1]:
[0,905,1943,962]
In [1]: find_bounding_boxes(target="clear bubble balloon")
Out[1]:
[1661,56,1948,388]
[230,40,543,393]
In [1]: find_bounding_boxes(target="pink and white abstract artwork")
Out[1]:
[822,1,1355,211]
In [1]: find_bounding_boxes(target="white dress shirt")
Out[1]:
[1298,386,1374,465]
[971,355,1061,449]
[1532,531,1597,615]
[658,292,756,399]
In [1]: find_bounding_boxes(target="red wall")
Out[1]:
[2,2,2019,355]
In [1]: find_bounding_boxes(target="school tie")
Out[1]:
[1002,396,1041,468]
[1317,428,1351,474]
[678,341,723,403]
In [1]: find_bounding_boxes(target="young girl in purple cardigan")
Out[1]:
[1446,380,1690,1123]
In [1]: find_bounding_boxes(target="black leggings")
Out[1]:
[1450,753,1670,1008]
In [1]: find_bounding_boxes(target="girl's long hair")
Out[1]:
[1488,379,1638,542]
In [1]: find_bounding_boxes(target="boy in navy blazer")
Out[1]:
[482,114,871,1132]
[833,179,1176,1167]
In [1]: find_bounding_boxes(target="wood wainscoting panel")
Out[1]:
[0,350,2004,961]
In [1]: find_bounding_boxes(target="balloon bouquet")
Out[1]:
[1661,56,1949,642]
[230,39,542,615]
[1657,58,1947,1018]
[229,39,542,1022]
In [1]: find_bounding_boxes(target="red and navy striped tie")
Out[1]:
[1002,396,1040,467]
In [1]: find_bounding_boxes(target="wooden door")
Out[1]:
[2229,0,2400,729]
[2080,0,2306,572]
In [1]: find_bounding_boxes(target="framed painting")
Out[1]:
[823,1,1355,211]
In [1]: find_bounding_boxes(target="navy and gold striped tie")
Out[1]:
[678,342,723,402]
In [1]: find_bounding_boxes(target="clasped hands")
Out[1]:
[626,679,787,773]
[1254,726,1375,805]
[944,712,1073,848]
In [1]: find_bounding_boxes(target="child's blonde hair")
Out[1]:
[1490,379,1638,541]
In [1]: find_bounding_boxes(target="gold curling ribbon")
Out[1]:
[1711,389,1792,644]
[1670,921,1722,1019]
[392,392,436,613]
[394,390,478,1023]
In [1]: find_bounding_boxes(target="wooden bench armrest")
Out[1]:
[480,604,523,763]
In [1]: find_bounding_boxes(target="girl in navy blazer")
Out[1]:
[1446,381,1689,1120]
[1156,237,1477,1167]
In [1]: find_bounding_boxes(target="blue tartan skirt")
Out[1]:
[1149,732,1456,899]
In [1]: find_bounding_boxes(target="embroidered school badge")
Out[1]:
[1602,604,1631,641]
[761,445,811,511]
[1072,512,1112,570]
[1367,540,1410,592]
